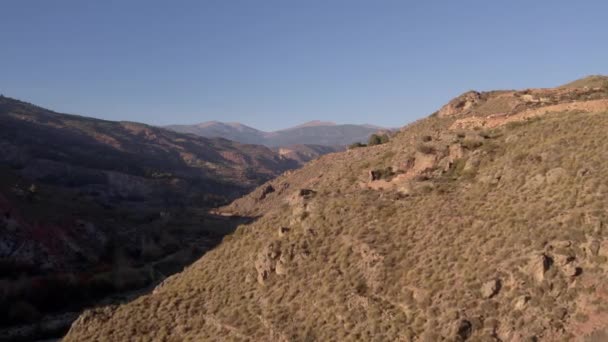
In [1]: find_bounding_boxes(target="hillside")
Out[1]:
[0,96,306,340]
[165,120,383,147]
[559,75,608,89]
[64,75,608,341]
[274,144,345,165]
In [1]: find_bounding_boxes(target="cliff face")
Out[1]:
[63,76,608,341]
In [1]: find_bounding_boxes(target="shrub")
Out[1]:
[461,139,483,150]
[368,134,390,146]
[416,144,435,154]
[348,142,367,149]
[370,167,396,181]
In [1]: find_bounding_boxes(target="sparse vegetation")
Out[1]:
[367,133,390,146]
[53,77,608,341]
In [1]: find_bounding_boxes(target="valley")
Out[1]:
[3,2,606,340]
[0,96,342,341]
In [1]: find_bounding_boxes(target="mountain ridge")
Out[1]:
[165,120,387,147]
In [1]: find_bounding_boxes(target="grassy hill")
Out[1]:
[559,75,608,89]
[61,75,608,341]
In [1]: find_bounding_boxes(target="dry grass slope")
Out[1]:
[64,78,608,341]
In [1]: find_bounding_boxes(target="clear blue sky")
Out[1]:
[1,1,606,131]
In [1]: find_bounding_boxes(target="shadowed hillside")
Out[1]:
[0,96,305,340]
[64,76,608,341]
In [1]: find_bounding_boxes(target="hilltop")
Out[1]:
[60,75,608,341]
[165,120,385,147]
[559,75,608,89]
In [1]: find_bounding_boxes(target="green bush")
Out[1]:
[368,134,390,146]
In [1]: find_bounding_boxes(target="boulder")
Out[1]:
[369,167,395,181]
[481,279,501,299]
[562,263,581,277]
[464,155,481,172]
[298,189,316,199]
[530,254,552,283]
[514,295,530,310]
[437,91,482,117]
[255,243,281,284]
[275,260,288,275]
[413,152,438,174]
[278,227,290,237]
[449,319,473,340]
[258,184,275,200]
[449,143,465,162]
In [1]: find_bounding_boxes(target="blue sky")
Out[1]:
[1,1,606,131]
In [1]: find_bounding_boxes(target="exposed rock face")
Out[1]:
[456,320,473,341]
[514,295,530,310]
[562,263,580,277]
[259,184,275,200]
[255,243,281,284]
[448,143,465,162]
[412,151,439,174]
[437,91,483,117]
[530,254,553,283]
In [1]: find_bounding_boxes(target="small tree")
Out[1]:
[368,134,389,146]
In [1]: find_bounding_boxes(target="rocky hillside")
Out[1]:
[65,76,608,341]
[165,120,384,147]
[0,95,307,340]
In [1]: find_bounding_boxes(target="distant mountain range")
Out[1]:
[165,120,386,147]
